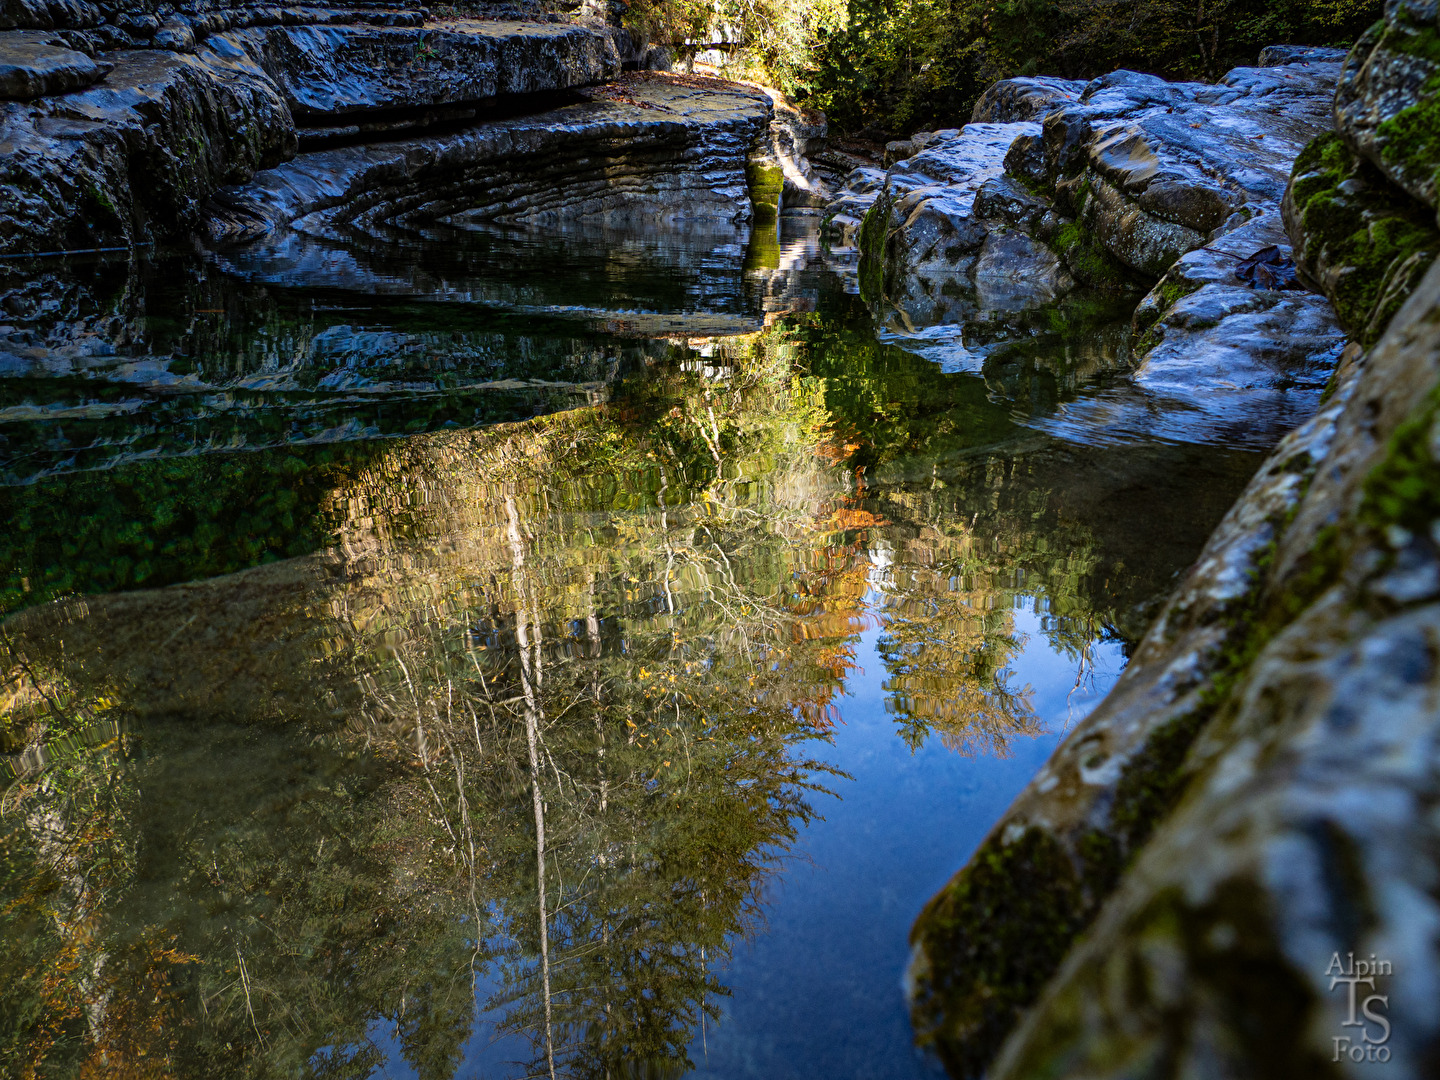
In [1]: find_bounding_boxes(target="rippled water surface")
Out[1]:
[0,219,1262,1078]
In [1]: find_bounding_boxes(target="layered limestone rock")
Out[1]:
[848,54,1340,294]
[0,16,623,254]
[0,44,296,254]
[0,29,112,98]
[203,73,772,241]
[1332,0,1440,216]
[826,77,1079,257]
[832,51,1349,450]
[210,19,620,126]
[1284,2,1440,348]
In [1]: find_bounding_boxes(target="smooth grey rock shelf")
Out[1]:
[205,73,773,241]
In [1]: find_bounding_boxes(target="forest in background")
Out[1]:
[624,0,1384,136]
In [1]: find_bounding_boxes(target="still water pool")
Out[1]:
[0,219,1259,1078]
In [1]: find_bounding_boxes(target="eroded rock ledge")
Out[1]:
[833,49,1351,451]
[205,72,772,241]
[905,12,1440,1078]
[0,15,625,254]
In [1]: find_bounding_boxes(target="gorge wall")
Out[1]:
[0,0,825,484]
[0,0,820,255]
[877,4,1440,1077]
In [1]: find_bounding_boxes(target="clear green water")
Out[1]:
[0,221,1262,1078]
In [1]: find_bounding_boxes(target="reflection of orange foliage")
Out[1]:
[826,507,889,531]
[812,642,858,683]
[79,930,199,1080]
[4,750,196,1080]
[4,810,119,1078]
[813,438,862,465]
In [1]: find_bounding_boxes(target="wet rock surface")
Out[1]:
[988,254,1440,1080]
[1334,0,1440,215]
[0,14,624,255]
[905,32,1440,1080]
[0,44,296,254]
[0,29,112,98]
[204,73,772,240]
[1035,213,1346,450]
[828,51,1350,453]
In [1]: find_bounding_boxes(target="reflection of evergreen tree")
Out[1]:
[876,567,1040,756]
[0,304,1249,1077]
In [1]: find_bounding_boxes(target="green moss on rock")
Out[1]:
[1376,81,1440,200]
[1287,132,1439,345]
[1049,219,1134,291]
[908,826,1087,1079]
[996,882,1344,1080]
[1360,383,1440,536]
[1131,272,1205,355]
[857,188,893,304]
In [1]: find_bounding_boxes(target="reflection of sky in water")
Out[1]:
[690,603,1123,1080]
[356,599,1122,1080]
[2,223,1250,1080]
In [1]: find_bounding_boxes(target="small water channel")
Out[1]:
[0,218,1262,1078]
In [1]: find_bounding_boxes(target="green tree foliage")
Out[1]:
[794,0,1382,135]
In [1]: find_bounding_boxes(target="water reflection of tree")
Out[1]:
[874,563,1039,757]
[0,311,1165,1077]
[344,438,855,1077]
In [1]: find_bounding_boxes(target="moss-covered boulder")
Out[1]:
[988,256,1440,1080]
[905,317,1361,1073]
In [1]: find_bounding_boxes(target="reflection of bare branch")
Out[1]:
[237,947,267,1049]
[507,494,557,1080]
